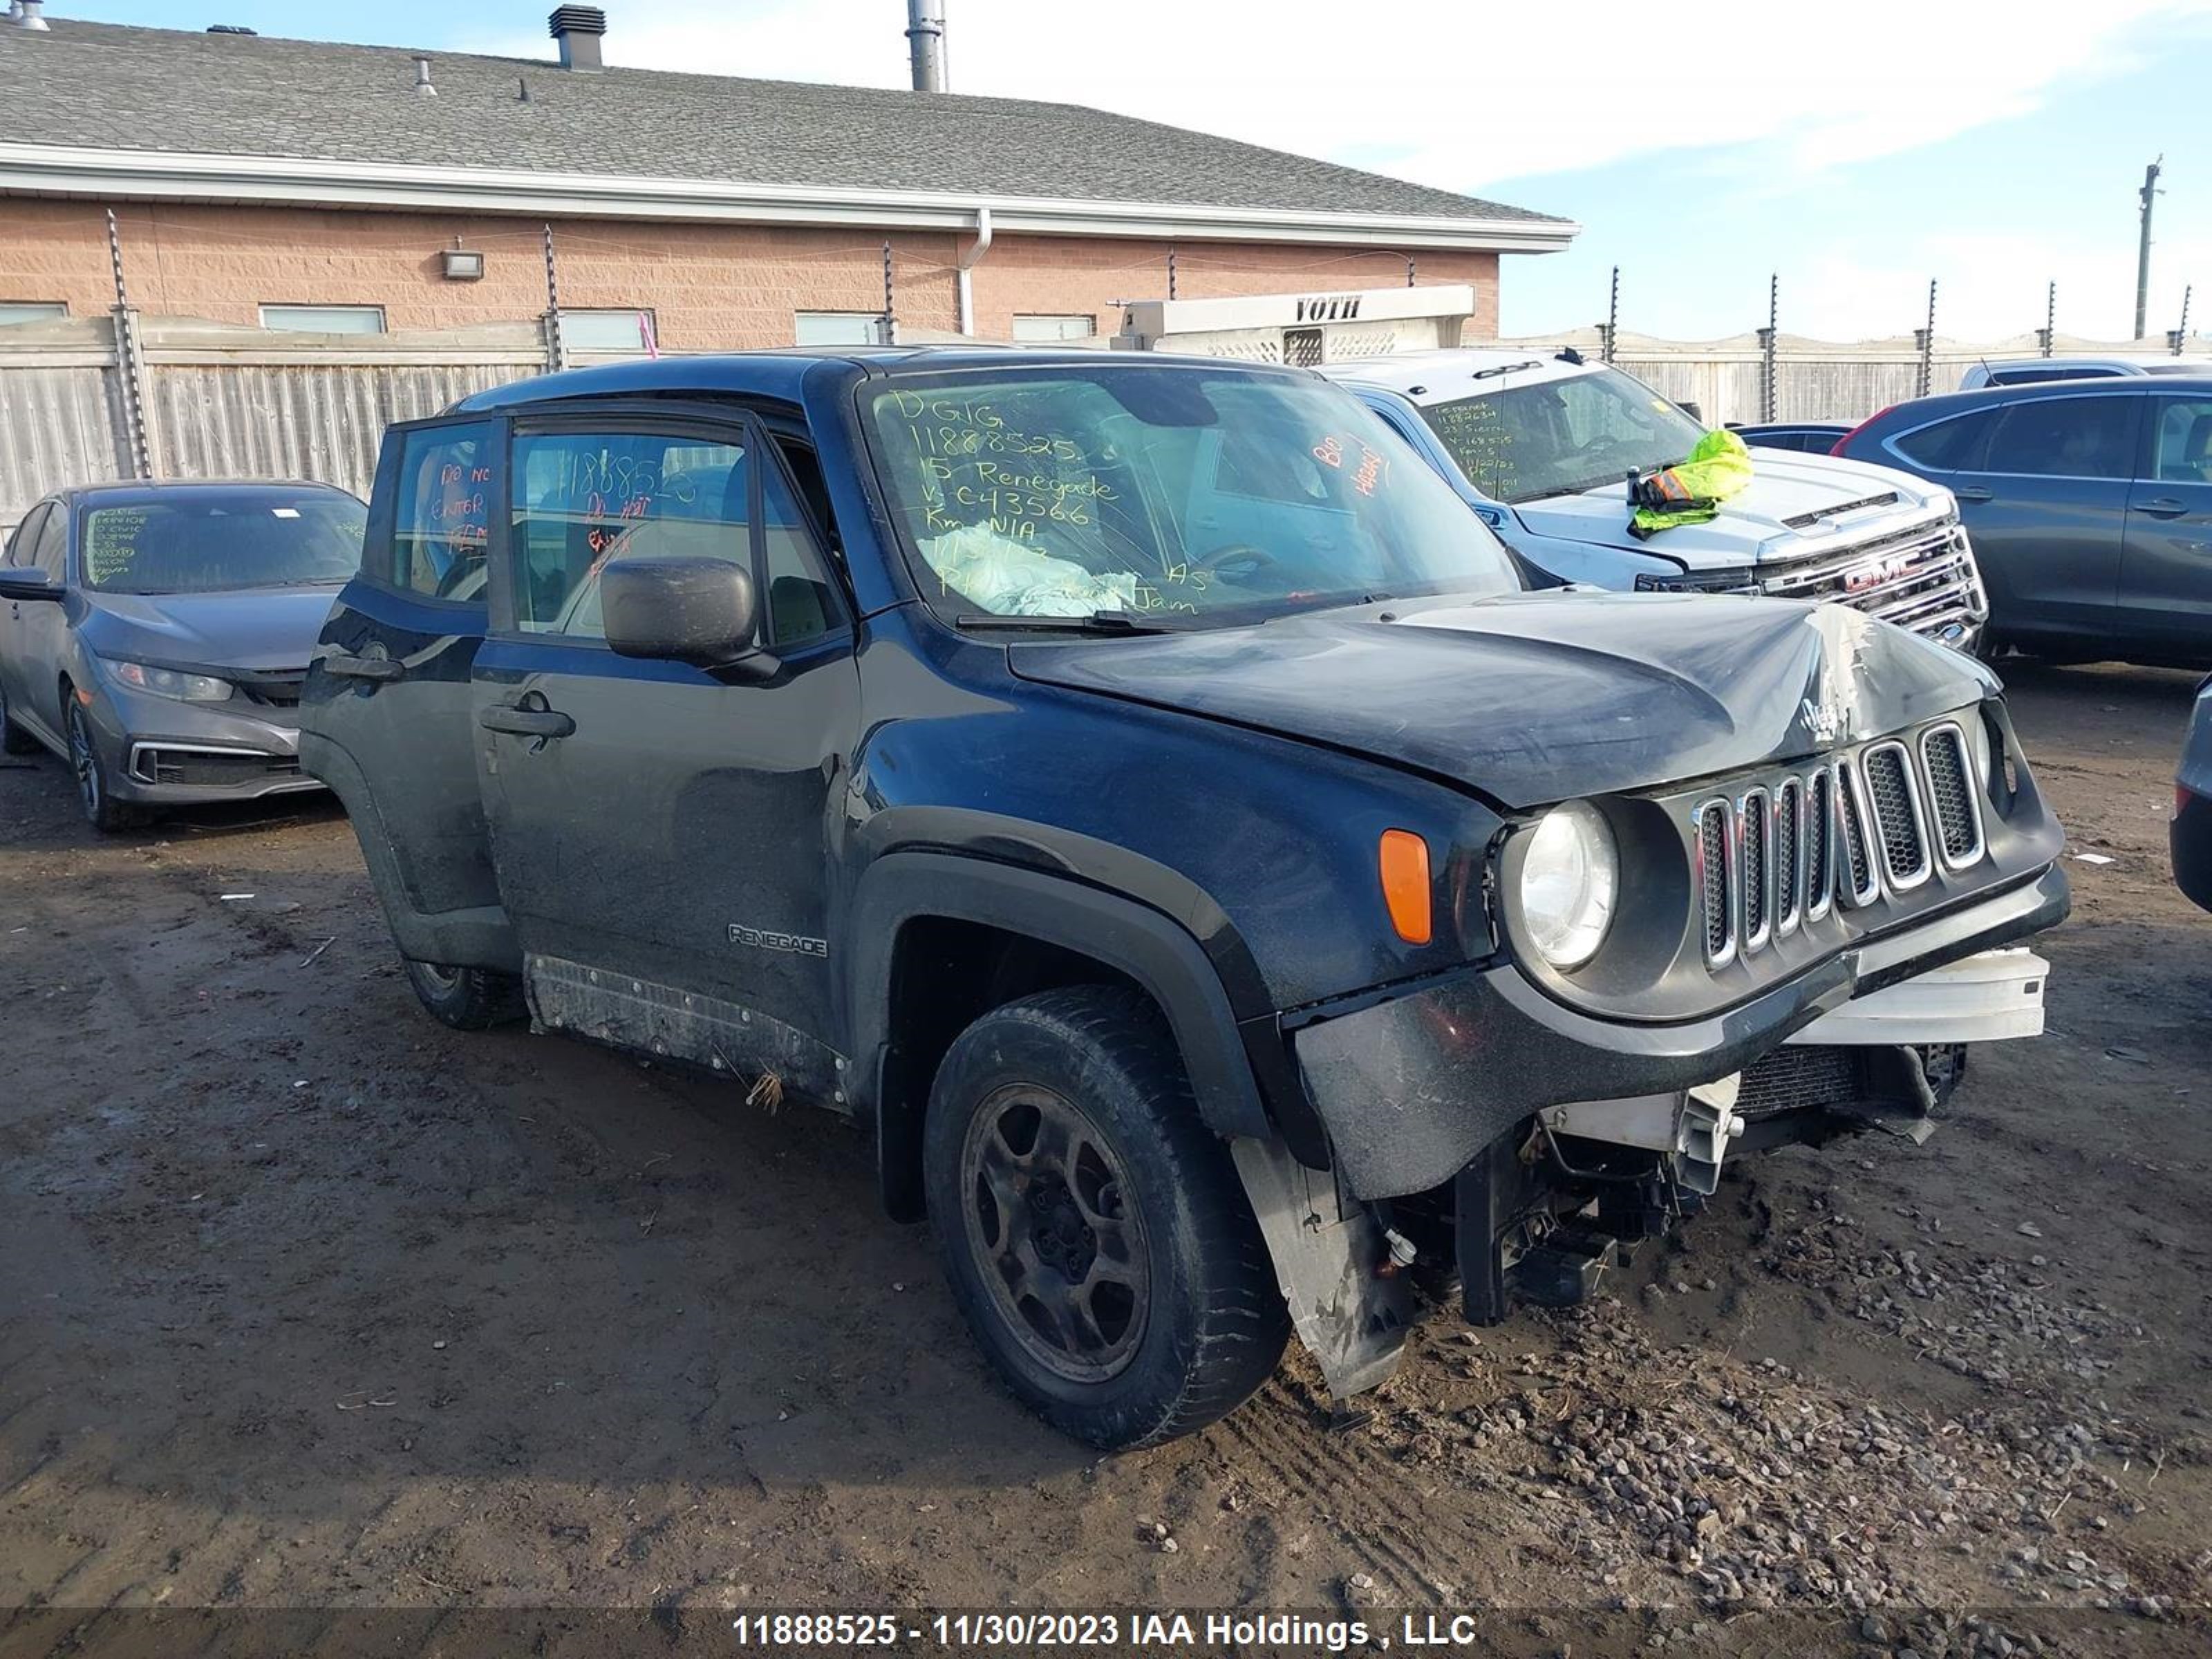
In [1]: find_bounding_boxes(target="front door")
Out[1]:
[299,415,513,969]
[0,502,55,729]
[15,502,74,740]
[471,409,861,1096]
[2120,392,2212,657]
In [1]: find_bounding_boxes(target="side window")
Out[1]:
[6,504,50,568]
[1983,396,2137,480]
[1891,409,1996,471]
[32,505,68,580]
[508,429,750,640]
[388,422,496,602]
[2147,397,2212,483]
[760,450,843,647]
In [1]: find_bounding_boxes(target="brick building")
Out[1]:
[0,6,1573,353]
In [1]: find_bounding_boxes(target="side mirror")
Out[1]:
[0,568,61,603]
[1679,400,1704,423]
[601,556,774,676]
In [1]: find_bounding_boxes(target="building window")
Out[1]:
[796,311,885,347]
[0,301,67,327]
[561,308,659,354]
[1012,314,1096,343]
[259,304,387,335]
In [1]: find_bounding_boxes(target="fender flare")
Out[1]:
[848,850,1273,1219]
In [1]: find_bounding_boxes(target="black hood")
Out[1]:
[1009,591,1996,809]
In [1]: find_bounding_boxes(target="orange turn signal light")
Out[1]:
[1378,830,1432,945]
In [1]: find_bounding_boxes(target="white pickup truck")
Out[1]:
[1321,350,1989,648]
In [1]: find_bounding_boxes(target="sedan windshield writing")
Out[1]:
[1419,368,1707,505]
[84,496,366,595]
[861,368,1519,625]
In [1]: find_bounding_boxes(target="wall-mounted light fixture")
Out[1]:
[442,247,485,282]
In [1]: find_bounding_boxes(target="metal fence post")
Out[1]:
[1915,281,1936,399]
[878,241,898,346]
[1758,273,1779,423]
[105,208,156,480]
[542,224,567,373]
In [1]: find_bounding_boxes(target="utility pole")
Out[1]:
[2135,157,2162,341]
[1602,264,1619,363]
[2038,281,2055,357]
[1756,273,1779,423]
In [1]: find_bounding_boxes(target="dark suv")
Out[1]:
[301,350,2069,1448]
[1833,376,2212,667]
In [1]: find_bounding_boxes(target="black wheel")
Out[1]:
[924,986,1288,1450]
[0,679,39,755]
[65,700,144,832]
[402,957,527,1030]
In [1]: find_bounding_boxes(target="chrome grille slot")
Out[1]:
[1862,741,1931,889]
[1835,759,1881,908]
[1774,778,1802,935]
[1739,787,1772,952]
[1919,722,1984,868]
[1806,768,1833,918]
[1696,800,1734,967]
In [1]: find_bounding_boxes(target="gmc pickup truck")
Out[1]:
[300,348,2067,1449]
[1322,350,1990,649]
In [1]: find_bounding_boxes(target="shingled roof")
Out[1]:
[0,17,1568,241]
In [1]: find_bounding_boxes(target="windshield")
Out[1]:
[861,366,1520,626]
[84,494,366,595]
[1417,366,1707,505]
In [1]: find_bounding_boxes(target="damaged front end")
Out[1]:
[1243,683,2066,1403]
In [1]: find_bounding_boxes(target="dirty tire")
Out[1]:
[0,679,38,755]
[402,958,527,1031]
[65,700,144,833]
[924,986,1288,1450]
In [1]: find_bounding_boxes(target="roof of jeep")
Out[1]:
[1316,348,1597,405]
[451,346,1310,413]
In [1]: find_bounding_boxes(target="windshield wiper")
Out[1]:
[955,611,1175,636]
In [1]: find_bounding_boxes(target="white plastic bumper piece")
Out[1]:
[1788,946,2048,1047]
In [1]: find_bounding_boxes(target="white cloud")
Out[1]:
[454,0,2212,340]
[489,0,2212,192]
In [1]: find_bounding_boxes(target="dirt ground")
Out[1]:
[3,662,2209,1656]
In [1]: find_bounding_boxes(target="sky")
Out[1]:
[53,0,2212,344]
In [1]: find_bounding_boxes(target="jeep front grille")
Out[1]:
[1696,720,1987,965]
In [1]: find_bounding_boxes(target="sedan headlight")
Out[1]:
[1519,800,1619,968]
[104,659,235,703]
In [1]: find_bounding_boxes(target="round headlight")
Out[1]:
[1519,800,1618,969]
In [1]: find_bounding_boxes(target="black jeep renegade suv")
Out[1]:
[300,349,2068,1449]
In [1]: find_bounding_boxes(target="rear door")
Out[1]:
[471,406,861,1082]
[299,415,516,971]
[1941,391,2139,646]
[2120,392,2212,657]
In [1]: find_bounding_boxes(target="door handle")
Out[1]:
[325,653,403,682]
[478,703,576,740]
[1953,485,1995,503]
[2135,497,2189,518]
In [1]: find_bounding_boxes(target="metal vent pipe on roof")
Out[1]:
[413,55,437,96]
[10,2,53,31]
[550,4,606,72]
[906,0,946,92]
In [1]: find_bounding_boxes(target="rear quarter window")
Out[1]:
[1889,409,1996,471]
[381,422,498,603]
